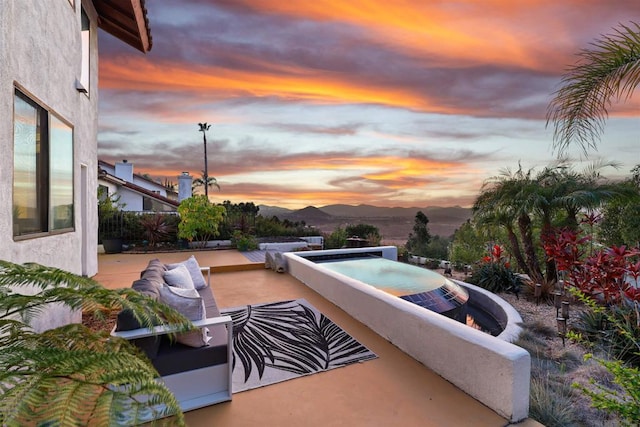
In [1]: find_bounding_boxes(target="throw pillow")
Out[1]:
[166,255,208,290]
[158,285,210,348]
[163,264,195,289]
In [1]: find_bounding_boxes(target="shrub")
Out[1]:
[574,356,640,425]
[139,214,177,247]
[324,227,347,249]
[345,224,381,245]
[232,231,258,251]
[467,245,522,295]
[468,262,523,295]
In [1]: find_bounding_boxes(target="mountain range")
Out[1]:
[258,204,472,242]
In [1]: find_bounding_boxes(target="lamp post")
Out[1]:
[198,122,211,198]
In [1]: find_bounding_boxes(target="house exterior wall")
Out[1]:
[0,1,100,329]
[101,161,169,197]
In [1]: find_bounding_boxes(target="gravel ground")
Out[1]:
[440,268,623,427]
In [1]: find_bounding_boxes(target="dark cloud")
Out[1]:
[264,122,363,136]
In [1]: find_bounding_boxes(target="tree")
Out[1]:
[0,261,193,425]
[547,22,640,154]
[473,161,624,285]
[177,195,226,247]
[345,223,381,245]
[423,235,450,260]
[198,122,212,198]
[450,220,489,267]
[192,170,220,196]
[324,226,347,249]
[474,164,544,283]
[600,165,640,246]
[406,211,431,256]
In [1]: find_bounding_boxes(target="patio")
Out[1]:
[93,249,540,426]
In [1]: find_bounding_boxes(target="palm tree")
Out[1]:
[474,164,546,284]
[474,161,625,284]
[198,122,212,198]
[0,261,192,425]
[192,170,220,196]
[547,22,640,155]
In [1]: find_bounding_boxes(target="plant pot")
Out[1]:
[102,237,123,254]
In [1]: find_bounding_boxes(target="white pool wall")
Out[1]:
[456,280,524,342]
[285,247,530,422]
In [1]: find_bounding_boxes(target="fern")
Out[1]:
[0,260,193,426]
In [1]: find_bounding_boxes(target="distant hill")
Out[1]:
[318,204,470,220]
[286,206,332,222]
[258,205,294,218]
[258,204,472,241]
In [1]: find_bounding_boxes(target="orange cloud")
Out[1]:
[100,57,461,114]
[218,0,577,71]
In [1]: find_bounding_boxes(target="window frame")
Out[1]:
[77,6,90,95]
[13,87,75,240]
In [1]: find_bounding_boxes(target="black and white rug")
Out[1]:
[221,299,377,393]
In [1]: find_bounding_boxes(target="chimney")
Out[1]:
[178,172,193,202]
[115,159,133,182]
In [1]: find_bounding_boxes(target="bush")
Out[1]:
[139,214,177,247]
[468,262,523,295]
[577,301,640,367]
[324,227,347,249]
[232,231,258,251]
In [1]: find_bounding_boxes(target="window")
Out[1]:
[13,89,74,237]
[79,7,90,93]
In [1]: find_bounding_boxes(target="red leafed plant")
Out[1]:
[484,244,510,268]
[544,228,640,305]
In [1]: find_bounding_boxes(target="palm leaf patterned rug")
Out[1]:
[221,299,377,393]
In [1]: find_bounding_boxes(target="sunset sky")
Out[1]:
[98,0,640,209]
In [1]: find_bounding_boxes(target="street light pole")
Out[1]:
[198,122,211,198]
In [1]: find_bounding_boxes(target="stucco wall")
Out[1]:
[0,0,100,329]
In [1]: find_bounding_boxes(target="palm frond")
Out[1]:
[0,260,188,426]
[547,22,640,155]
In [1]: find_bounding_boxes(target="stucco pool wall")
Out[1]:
[285,247,530,422]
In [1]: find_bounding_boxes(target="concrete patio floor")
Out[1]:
[93,249,541,427]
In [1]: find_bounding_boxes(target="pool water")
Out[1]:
[317,256,469,322]
[314,255,503,335]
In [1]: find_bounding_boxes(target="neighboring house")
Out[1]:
[1,1,152,330]
[98,159,180,212]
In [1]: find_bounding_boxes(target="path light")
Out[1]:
[561,301,570,319]
[534,283,542,305]
[554,291,563,317]
[557,317,567,346]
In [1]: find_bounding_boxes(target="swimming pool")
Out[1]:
[317,256,469,322]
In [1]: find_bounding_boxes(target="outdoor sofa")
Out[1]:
[111,257,233,419]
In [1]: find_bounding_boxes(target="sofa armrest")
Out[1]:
[111,315,232,340]
[200,266,211,287]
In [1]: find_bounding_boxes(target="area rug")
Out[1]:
[221,299,377,393]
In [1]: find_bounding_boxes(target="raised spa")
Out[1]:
[283,246,530,421]
[313,254,470,322]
